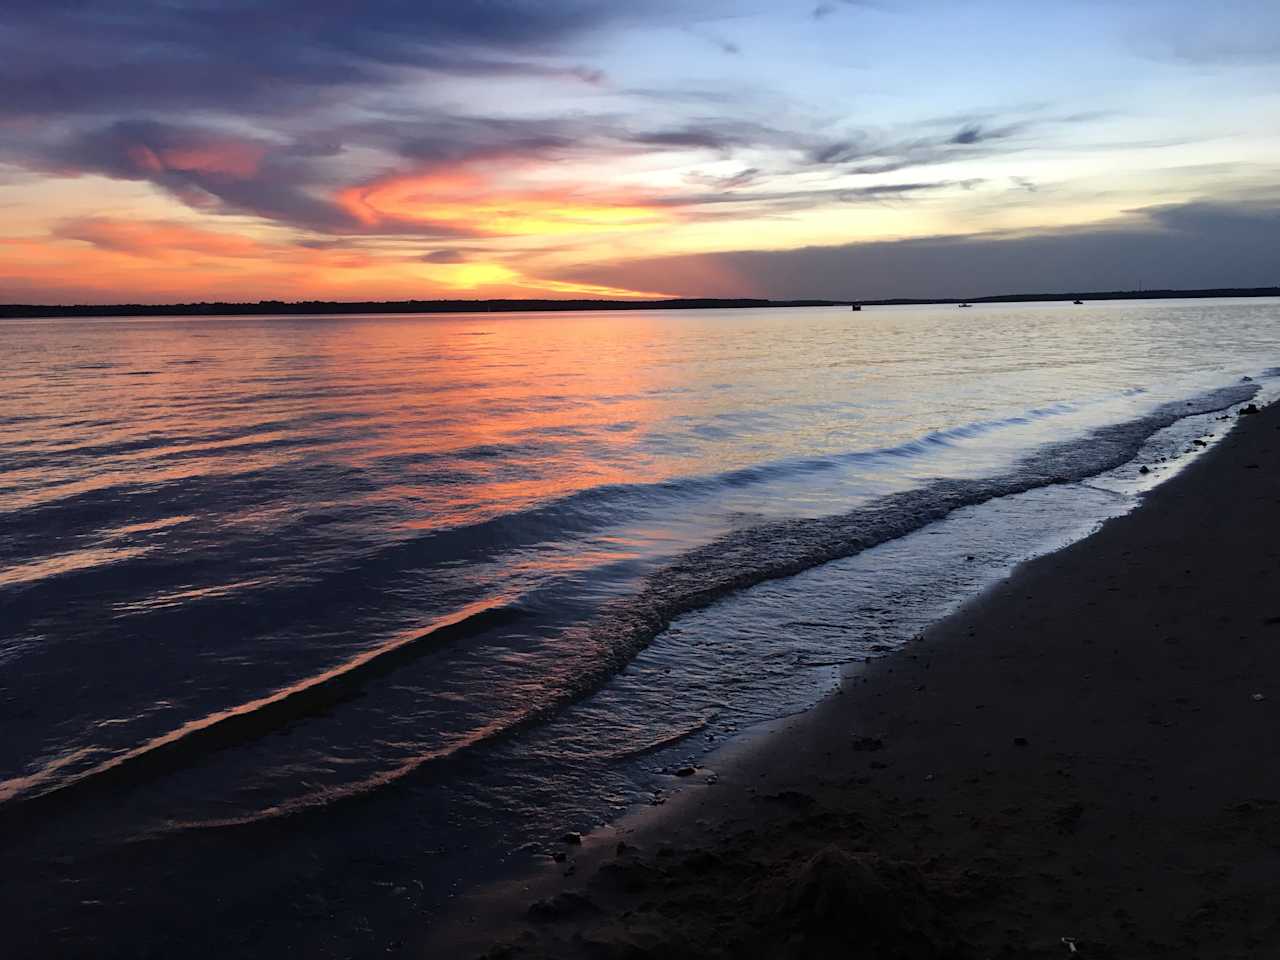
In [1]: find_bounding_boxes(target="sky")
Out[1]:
[2,0,1278,303]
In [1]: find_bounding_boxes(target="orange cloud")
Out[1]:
[56,217,268,259]
[337,168,673,237]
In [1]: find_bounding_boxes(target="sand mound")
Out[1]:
[752,846,967,959]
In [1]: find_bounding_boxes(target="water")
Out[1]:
[0,299,1277,953]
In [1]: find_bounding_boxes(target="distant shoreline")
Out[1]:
[2,287,1278,320]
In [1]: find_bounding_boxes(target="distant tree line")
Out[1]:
[0,298,836,319]
[1,288,1277,319]
[871,287,1280,306]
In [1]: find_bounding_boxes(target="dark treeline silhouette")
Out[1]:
[873,286,1280,306]
[0,298,835,319]
[1,287,1278,319]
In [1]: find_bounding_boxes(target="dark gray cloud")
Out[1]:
[551,200,1280,299]
[627,119,795,152]
[0,1,633,120]
[653,179,981,216]
[948,122,1024,145]
[420,249,469,263]
[360,115,603,167]
[685,167,763,190]
[35,119,360,232]
[811,120,1032,171]
[803,111,1111,179]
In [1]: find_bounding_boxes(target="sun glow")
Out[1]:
[432,262,520,288]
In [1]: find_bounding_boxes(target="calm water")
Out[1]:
[1,300,1277,954]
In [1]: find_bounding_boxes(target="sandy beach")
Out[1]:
[436,399,1280,959]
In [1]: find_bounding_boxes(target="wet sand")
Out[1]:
[437,399,1280,959]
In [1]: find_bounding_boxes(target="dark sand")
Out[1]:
[435,400,1280,959]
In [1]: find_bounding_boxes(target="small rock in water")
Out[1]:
[1139,465,1151,474]
[551,851,566,863]
[1240,403,1260,415]
[674,765,697,777]
[1252,693,1267,702]
[1013,737,1030,747]
[560,831,583,845]
[851,735,885,752]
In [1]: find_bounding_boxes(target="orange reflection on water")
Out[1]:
[289,311,679,531]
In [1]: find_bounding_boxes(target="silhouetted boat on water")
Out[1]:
[958,302,973,308]
[850,303,861,311]
[1073,299,1084,305]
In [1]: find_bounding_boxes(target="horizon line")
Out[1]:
[3,286,1279,320]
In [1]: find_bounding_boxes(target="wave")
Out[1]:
[572,382,1260,698]
[0,600,523,817]
[0,380,1261,823]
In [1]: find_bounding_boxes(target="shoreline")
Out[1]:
[434,398,1280,959]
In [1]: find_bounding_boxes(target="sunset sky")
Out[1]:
[2,0,1278,304]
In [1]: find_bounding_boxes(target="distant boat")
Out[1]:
[958,302,973,308]
[850,303,862,312]
[1073,299,1084,305]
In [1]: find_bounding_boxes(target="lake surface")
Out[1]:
[1,300,1277,955]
